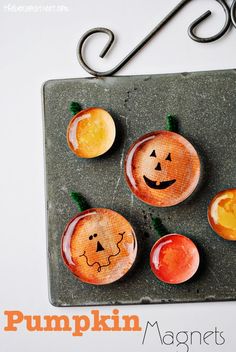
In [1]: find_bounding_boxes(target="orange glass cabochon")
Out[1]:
[150,234,200,284]
[67,108,116,158]
[125,131,201,207]
[208,189,236,241]
[61,208,137,285]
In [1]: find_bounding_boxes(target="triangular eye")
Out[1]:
[150,150,156,157]
[166,153,171,161]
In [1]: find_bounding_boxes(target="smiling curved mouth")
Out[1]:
[143,175,176,190]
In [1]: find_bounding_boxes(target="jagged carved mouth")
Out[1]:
[143,175,176,190]
[79,232,125,272]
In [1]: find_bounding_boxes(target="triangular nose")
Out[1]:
[155,162,161,171]
[96,241,104,252]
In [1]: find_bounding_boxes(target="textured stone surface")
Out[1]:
[43,69,236,306]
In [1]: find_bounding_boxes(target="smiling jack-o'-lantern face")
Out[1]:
[61,208,137,285]
[125,131,201,207]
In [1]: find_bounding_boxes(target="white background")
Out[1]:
[0,0,236,351]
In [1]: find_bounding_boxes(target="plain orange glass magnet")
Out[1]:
[150,218,200,284]
[208,188,236,241]
[124,115,201,207]
[61,193,137,285]
[67,102,116,158]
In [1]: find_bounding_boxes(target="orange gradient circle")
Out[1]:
[67,108,116,158]
[125,131,201,207]
[61,208,137,285]
[208,189,236,241]
[150,234,200,284]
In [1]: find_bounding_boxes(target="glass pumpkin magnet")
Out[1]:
[67,102,116,158]
[208,188,236,241]
[125,115,201,207]
[150,218,200,284]
[61,193,137,285]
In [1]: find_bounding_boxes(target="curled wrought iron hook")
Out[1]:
[77,27,115,76]
[188,0,230,42]
[77,0,232,77]
[77,0,191,76]
[231,0,236,28]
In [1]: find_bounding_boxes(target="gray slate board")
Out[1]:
[43,69,236,307]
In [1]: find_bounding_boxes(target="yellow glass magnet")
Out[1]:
[67,106,116,158]
[208,189,236,241]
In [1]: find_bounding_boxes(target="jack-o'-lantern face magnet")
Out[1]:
[62,208,137,285]
[125,130,201,207]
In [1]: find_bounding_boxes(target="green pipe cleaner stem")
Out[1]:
[152,217,168,237]
[70,101,81,115]
[166,114,178,132]
[70,192,89,212]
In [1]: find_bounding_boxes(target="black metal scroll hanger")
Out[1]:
[77,0,236,77]
[231,0,236,27]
